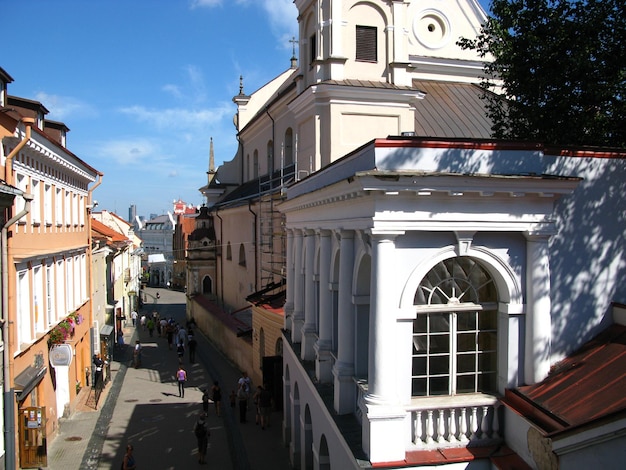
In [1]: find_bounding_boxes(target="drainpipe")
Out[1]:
[2,192,33,470]
[215,209,224,308]
[86,174,103,355]
[4,117,35,186]
[265,108,275,179]
[248,201,258,292]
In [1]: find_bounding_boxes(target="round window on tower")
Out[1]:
[413,10,451,50]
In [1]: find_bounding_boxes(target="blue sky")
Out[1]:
[3,0,490,219]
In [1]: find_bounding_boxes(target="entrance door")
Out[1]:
[262,356,283,411]
[19,406,47,468]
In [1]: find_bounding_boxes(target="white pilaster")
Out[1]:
[315,229,333,383]
[333,229,355,414]
[285,230,294,330]
[366,233,399,404]
[362,232,406,463]
[291,229,304,343]
[524,232,552,384]
[301,229,317,360]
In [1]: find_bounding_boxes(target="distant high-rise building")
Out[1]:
[128,204,137,223]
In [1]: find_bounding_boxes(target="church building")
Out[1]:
[197,1,626,468]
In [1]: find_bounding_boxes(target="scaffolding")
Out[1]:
[257,162,295,291]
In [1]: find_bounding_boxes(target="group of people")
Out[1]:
[231,371,273,429]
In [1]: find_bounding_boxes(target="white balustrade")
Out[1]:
[408,395,502,448]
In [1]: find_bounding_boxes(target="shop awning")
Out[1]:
[14,365,47,402]
[100,324,114,336]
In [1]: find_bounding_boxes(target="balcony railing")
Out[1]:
[408,394,502,448]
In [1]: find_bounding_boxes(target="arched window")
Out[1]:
[284,128,294,166]
[202,275,213,294]
[412,257,498,397]
[226,242,232,260]
[238,243,246,267]
[246,153,250,181]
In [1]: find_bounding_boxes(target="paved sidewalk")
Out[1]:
[45,288,291,470]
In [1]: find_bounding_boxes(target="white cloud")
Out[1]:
[33,92,97,121]
[259,0,298,41]
[118,103,231,130]
[94,139,158,166]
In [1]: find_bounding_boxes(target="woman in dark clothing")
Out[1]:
[211,381,222,417]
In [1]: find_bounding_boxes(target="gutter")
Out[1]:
[2,192,33,470]
[4,117,35,186]
[248,200,258,293]
[215,209,224,308]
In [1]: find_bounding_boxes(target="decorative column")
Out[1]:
[284,230,294,330]
[315,229,333,382]
[366,233,399,403]
[363,231,406,463]
[333,230,355,414]
[291,229,304,343]
[524,232,552,384]
[301,229,317,360]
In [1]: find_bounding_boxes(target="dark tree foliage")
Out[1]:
[458,0,626,147]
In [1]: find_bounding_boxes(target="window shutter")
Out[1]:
[356,26,377,62]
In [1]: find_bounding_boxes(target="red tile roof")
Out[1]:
[503,324,626,436]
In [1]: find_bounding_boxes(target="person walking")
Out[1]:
[188,334,197,363]
[211,381,222,417]
[130,310,138,327]
[193,412,209,464]
[252,385,262,426]
[133,341,142,368]
[93,354,105,389]
[237,374,250,423]
[176,365,187,398]
[176,342,185,364]
[121,444,136,470]
[259,384,273,429]
[202,388,210,415]
[147,317,155,337]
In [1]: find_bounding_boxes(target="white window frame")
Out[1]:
[46,263,55,325]
[31,179,41,225]
[55,187,63,226]
[56,259,66,319]
[17,269,32,346]
[44,183,52,226]
[33,264,44,333]
[66,257,74,312]
[412,257,498,397]
[64,190,71,227]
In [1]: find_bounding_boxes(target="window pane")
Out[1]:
[458,333,476,352]
[457,312,477,331]
[412,378,427,396]
[479,351,497,372]
[412,356,427,376]
[429,377,449,395]
[430,355,449,375]
[457,375,476,393]
[478,332,497,351]
[414,315,427,333]
[479,372,497,393]
[430,334,450,353]
[479,310,497,329]
[457,354,476,373]
[413,335,427,353]
[429,314,449,333]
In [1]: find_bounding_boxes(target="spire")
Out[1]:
[289,36,298,69]
[207,137,216,185]
[232,75,250,106]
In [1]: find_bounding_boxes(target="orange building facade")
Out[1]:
[1,68,101,468]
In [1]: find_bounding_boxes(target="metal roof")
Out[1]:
[413,80,494,139]
[503,324,626,436]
